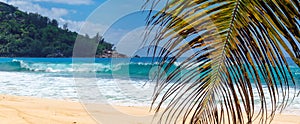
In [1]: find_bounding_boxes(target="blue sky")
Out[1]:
[0,0,161,33]
[0,0,196,57]
[0,0,295,58]
[2,0,107,21]
[0,0,164,56]
[35,1,106,21]
[0,0,107,33]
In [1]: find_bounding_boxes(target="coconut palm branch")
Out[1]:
[143,0,300,124]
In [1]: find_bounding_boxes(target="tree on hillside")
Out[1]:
[0,2,114,57]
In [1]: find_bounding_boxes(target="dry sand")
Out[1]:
[0,94,299,124]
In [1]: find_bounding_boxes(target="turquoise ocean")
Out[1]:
[0,58,299,114]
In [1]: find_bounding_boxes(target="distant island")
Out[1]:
[0,2,127,58]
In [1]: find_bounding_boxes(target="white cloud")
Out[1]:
[78,21,109,37]
[2,0,86,32]
[0,0,8,3]
[1,0,106,35]
[50,8,69,18]
[32,0,93,5]
[57,18,109,37]
[4,1,69,19]
[57,18,84,32]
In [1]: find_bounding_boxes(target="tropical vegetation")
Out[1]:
[143,0,299,124]
[0,2,113,57]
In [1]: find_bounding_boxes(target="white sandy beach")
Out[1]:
[0,95,300,124]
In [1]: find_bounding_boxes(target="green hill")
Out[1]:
[0,2,113,57]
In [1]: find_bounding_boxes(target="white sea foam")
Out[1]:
[0,70,299,115]
[0,71,78,101]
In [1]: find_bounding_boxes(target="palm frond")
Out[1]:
[143,0,300,123]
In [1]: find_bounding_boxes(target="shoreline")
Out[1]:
[0,95,300,124]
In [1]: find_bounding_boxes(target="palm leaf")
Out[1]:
[143,0,300,123]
